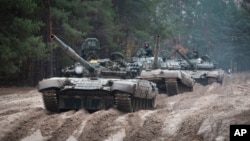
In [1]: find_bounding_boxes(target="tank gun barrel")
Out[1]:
[175,49,195,70]
[50,34,95,73]
[152,35,160,69]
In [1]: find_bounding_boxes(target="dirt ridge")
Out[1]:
[0,73,249,141]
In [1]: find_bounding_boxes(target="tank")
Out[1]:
[38,34,158,113]
[61,37,132,79]
[175,49,224,85]
[128,36,195,96]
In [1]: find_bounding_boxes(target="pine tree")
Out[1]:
[0,0,46,85]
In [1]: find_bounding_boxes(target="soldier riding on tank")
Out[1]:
[193,49,199,59]
[144,42,153,57]
[136,42,153,57]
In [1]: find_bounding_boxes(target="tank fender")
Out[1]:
[38,77,67,91]
[206,69,224,78]
[111,80,158,99]
[134,80,158,99]
[206,69,224,82]
[140,69,182,79]
[111,80,135,94]
[180,71,195,87]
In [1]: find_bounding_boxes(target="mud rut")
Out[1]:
[0,73,250,141]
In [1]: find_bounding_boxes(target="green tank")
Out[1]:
[61,36,133,79]
[128,36,195,96]
[38,34,158,113]
[175,50,224,85]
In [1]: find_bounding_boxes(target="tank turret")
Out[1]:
[52,34,135,79]
[50,34,95,74]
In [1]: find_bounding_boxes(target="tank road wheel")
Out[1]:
[132,98,145,112]
[140,99,145,109]
[115,93,155,112]
[143,99,154,110]
[218,77,223,85]
[165,79,179,96]
[178,83,193,93]
[41,90,59,112]
[178,84,184,94]
[115,93,133,112]
[134,98,154,111]
[150,99,155,109]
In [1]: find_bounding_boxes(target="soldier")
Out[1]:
[201,54,211,62]
[86,51,98,61]
[193,49,199,59]
[144,42,153,57]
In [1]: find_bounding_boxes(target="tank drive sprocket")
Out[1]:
[42,89,59,112]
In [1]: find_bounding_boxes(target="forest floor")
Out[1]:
[0,73,250,141]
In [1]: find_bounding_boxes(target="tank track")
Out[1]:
[41,90,59,112]
[207,77,217,84]
[178,83,193,93]
[115,93,154,112]
[165,79,178,96]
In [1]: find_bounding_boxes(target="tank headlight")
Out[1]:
[75,66,84,74]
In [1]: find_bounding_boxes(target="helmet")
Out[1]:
[144,42,149,48]
[193,49,198,54]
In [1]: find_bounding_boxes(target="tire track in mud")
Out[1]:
[0,108,46,141]
[0,91,43,113]
[0,91,86,141]
[0,73,250,141]
[158,96,237,141]
[159,111,205,141]
[0,108,92,141]
[120,112,143,141]
[152,79,246,141]
[123,109,170,141]
[48,110,90,141]
[79,109,124,141]
[155,83,214,112]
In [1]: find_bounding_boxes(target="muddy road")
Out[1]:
[0,73,250,141]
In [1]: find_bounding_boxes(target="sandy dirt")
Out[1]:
[0,73,250,141]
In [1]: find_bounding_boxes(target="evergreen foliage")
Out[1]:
[0,0,250,85]
[0,0,46,85]
[158,0,250,72]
